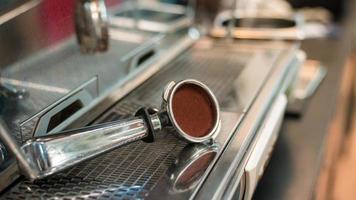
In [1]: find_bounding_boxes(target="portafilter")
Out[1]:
[0,79,221,180]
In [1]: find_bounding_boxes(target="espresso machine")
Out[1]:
[0,0,305,199]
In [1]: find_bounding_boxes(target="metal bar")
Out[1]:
[21,117,149,180]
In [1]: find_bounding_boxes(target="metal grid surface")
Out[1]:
[2,47,248,199]
[2,38,148,143]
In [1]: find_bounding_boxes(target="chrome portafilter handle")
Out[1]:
[18,108,168,180]
[1,80,220,181]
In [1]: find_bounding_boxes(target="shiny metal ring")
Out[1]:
[162,79,221,143]
[169,144,219,192]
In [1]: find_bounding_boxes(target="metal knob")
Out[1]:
[0,83,28,100]
[75,0,109,53]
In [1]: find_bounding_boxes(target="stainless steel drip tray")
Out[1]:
[1,40,293,200]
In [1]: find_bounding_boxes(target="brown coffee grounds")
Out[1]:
[172,84,216,138]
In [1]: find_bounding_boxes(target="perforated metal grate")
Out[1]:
[2,47,247,199]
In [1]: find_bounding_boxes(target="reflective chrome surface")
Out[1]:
[0,0,195,146]
[0,1,303,195]
[109,1,193,33]
[75,0,109,53]
[0,83,27,100]
[244,94,288,200]
[22,117,150,180]
[6,78,220,181]
[148,111,243,200]
[196,46,304,200]
[168,144,219,193]
[1,27,194,144]
[1,39,301,199]
[210,10,305,40]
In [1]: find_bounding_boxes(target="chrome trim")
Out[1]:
[150,113,162,132]
[20,76,99,140]
[244,94,288,200]
[195,44,302,200]
[223,51,303,200]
